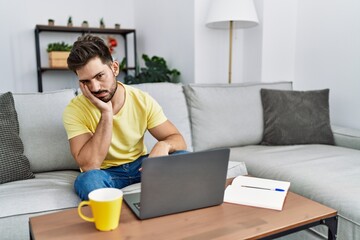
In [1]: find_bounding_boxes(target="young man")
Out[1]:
[63,35,187,200]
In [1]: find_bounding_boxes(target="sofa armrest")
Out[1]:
[332,124,360,150]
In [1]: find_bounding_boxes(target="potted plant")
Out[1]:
[123,54,180,84]
[82,20,89,28]
[48,19,55,26]
[47,42,73,68]
[67,16,73,27]
[100,18,105,28]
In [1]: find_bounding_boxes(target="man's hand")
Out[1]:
[80,83,112,114]
[148,141,171,158]
[138,141,171,172]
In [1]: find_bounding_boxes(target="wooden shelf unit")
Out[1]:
[34,24,137,92]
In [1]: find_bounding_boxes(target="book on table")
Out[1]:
[224,175,291,210]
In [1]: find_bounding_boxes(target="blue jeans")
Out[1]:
[74,150,188,200]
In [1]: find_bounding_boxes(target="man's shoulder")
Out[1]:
[67,94,90,107]
[123,84,152,102]
[64,94,95,114]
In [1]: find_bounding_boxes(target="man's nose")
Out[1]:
[87,80,101,92]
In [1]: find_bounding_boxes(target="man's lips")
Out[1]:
[93,91,108,98]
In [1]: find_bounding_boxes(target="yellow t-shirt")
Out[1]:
[62,82,167,169]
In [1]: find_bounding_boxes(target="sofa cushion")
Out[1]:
[0,171,80,218]
[183,82,292,151]
[0,92,35,184]
[133,83,193,151]
[230,144,360,240]
[260,89,334,145]
[13,89,78,173]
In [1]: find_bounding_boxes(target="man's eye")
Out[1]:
[97,73,104,79]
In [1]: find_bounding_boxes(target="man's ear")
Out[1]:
[112,61,120,76]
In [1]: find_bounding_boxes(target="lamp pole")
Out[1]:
[206,0,259,85]
[228,20,234,84]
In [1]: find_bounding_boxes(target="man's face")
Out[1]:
[76,57,118,103]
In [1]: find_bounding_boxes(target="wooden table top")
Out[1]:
[29,192,336,240]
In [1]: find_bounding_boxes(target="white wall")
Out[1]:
[0,0,135,93]
[294,0,360,129]
[260,0,298,83]
[134,0,194,84]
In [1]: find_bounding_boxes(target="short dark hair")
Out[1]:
[67,34,113,72]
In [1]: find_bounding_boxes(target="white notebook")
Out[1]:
[224,176,290,211]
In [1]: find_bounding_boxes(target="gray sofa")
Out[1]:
[1,82,360,240]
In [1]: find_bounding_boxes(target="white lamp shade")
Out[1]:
[206,0,259,29]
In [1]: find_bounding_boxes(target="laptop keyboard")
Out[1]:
[133,202,141,210]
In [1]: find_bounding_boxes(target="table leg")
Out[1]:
[323,216,338,240]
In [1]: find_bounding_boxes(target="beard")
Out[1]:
[94,80,118,103]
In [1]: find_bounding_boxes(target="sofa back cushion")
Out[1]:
[13,89,78,173]
[183,82,292,151]
[0,92,35,183]
[133,83,193,151]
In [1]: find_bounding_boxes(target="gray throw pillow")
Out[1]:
[0,92,35,184]
[260,88,334,145]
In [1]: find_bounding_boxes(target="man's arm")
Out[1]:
[69,83,113,172]
[148,120,187,157]
[69,112,113,171]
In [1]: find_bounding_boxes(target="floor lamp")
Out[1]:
[206,0,259,84]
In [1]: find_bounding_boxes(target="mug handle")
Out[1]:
[78,201,95,222]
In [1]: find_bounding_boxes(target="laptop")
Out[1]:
[123,148,230,220]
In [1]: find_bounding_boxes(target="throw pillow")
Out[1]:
[0,92,35,184]
[260,88,334,145]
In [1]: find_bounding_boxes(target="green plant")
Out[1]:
[47,42,73,52]
[48,19,55,26]
[67,16,72,24]
[100,18,105,27]
[82,20,89,27]
[123,54,180,84]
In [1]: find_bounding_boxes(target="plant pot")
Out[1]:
[48,51,70,68]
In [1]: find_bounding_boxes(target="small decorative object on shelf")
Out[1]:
[100,18,105,28]
[115,23,121,29]
[107,36,118,54]
[48,19,55,26]
[47,42,73,68]
[67,16,73,27]
[81,21,89,27]
[81,20,89,28]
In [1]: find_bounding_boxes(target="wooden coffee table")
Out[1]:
[29,192,337,240]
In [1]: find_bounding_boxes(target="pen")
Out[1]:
[241,185,285,192]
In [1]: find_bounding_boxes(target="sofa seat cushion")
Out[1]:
[183,82,292,151]
[230,144,360,239]
[0,170,80,218]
